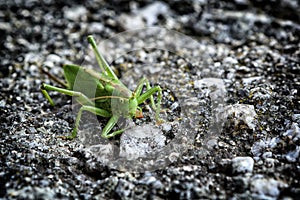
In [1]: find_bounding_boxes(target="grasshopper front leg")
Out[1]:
[134,78,162,121]
[70,105,112,139]
[101,115,130,139]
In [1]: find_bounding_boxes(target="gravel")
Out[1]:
[119,124,166,160]
[0,0,299,199]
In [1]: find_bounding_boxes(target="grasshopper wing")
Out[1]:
[63,64,105,99]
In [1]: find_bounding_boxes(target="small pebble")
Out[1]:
[232,156,254,174]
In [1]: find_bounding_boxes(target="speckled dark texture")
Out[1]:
[0,0,299,199]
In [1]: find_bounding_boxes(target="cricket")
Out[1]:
[41,35,162,139]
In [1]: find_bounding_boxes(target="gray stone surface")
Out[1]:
[0,0,299,199]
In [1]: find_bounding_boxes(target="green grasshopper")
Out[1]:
[41,35,162,139]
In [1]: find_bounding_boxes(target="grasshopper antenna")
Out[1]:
[73,96,129,107]
[41,68,68,88]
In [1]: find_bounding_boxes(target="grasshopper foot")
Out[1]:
[57,135,76,140]
[156,118,165,125]
[57,129,77,140]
